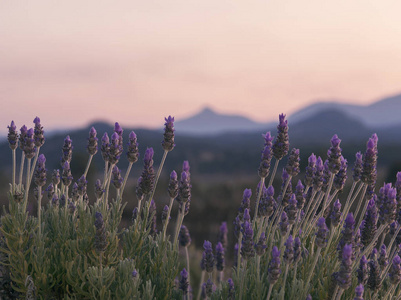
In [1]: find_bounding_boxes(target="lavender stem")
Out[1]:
[83,154,93,178]
[268,159,280,187]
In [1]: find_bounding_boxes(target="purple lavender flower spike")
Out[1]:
[304,153,317,187]
[272,113,289,160]
[51,193,59,206]
[61,135,73,165]
[100,132,110,162]
[283,235,294,264]
[279,211,289,236]
[7,121,18,150]
[33,117,45,147]
[179,225,191,248]
[378,244,388,270]
[227,278,235,300]
[183,160,190,174]
[357,255,369,285]
[354,284,364,300]
[34,154,47,187]
[321,159,331,192]
[61,161,73,187]
[330,199,342,228]
[241,221,255,260]
[361,134,378,186]
[177,170,191,209]
[238,188,252,218]
[327,134,342,174]
[285,194,298,225]
[132,269,138,278]
[114,122,123,137]
[295,180,305,210]
[148,199,157,235]
[268,246,281,284]
[202,240,214,273]
[215,242,225,271]
[258,185,276,218]
[263,131,273,147]
[258,144,272,178]
[87,127,98,155]
[353,152,363,182]
[179,268,189,296]
[59,194,66,207]
[255,232,267,256]
[23,128,36,159]
[286,148,300,177]
[166,171,178,200]
[138,148,155,195]
[361,197,378,248]
[389,255,401,285]
[45,183,54,199]
[161,205,170,224]
[218,222,228,249]
[233,215,242,239]
[71,183,79,202]
[162,116,175,152]
[306,295,312,300]
[367,249,381,291]
[108,132,123,164]
[94,212,107,252]
[233,243,240,268]
[205,278,215,297]
[52,169,60,186]
[333,156,347,192]
[338,213,355,259]
[278,169,292,207]
[243,208,250,223]
[379,186,397,225]
[68,199,76,214]
[293,237,302,264]
[313,156,324,192]
[316,217,329,248]
[76,175,87,196]
[94,179,104,199]
[126,131,139,163]
[336,244,353,290]
[111,166,123,190]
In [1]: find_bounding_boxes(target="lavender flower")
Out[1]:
[389,255,401,285]
[330,199,342,228]
[336,244,353,290]
[286,148,300,177]
[100,132,110,162]
[94,212,108,253]
[75,175,87,196]
[313,156,324,192]
[51,193,59,206]
[238,188,252,218]
[87,127,98,155]
[258,185,276,218]
[177,171,191,215]
[278,169,292,207]
[338,213,355,260]
[279,211,289,236]
[94,179,104,199]
[316,217,329,248]
[148,199,157,235]
[162,116,175,152]
[204,278,215,297]
[34,154,47,187]
[285,194,298,225]
[227,278,235,300]
[396,172,401,210]
[333,156,347,191]
[132,269,138,278]
[138,148,155,195]
[361,197,378,248]
[378,244,388,270]
[243,208,251,223]
[71,183,79,201]
[202,240,214,273]
[179,268,189,296]
[352,152,363,182]
[322,159,331,192]
[111,166,123,190]
[61,161,73,187]
[168,170,178,199]
[361,134,378,186]
[354,284,364,300]
[218,222,228,249]
[45,183,54,199]
[161,205,170,224]
[258,144,272,178]
[19,125,27,151]
[367,249,381,291]
[295,180,305,210]
[272,113,289,160]
[327,134,342,174]
[179,225,191,248]
[33,117,45,147]
[7,121,18,150]
[23,128,36,159]
[241,221,255,260]
[126,131,139,163]
[68,199,76,214]
[304,153,317,187]
[255,232,267,256]
[233,215,242,239]
[268,246,281,284]
[52,169,60,186]
[108,132,123,164]
[61,135,73,165]
[59,194,66,207]
[215,242,225,271]
[263,131,273,147]
[379,185,397,225]
[283,235,294,264]
[357,255,369,285]
[293,237,302,264]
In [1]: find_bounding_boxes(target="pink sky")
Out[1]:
[1,0,401,135]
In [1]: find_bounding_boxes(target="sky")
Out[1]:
[1,0,401,135]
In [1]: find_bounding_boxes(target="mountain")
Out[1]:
[289,93,401,128]
[174,107,272,135]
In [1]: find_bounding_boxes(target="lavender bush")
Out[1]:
[1,114,401,300]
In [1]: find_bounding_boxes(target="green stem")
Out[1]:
[305,247,321,296]
[173,204,186,249]
[253,177,265,230]
[266,284,274,300]
[83,154,93,178]
[37,185,42,237]
[146,150,168,216]
[185,246,190,288]
[281,264,289,300]
[335,287,344,300]
[120,162,133,199]
[29,147,41,184]
[268,159,280,187]
[196,271,205,300]
[236,232,243,278]
[23,159,31,211]
[18,152,25,188]
[354,184,368,230]
[162,197,175,240]
[12,149,16,194]
[331,285,339,300]
[239,260,247,300]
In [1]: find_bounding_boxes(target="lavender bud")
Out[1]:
[161,205,170,224]
[215,242,225,271]
[268,246,281,284]
[327,134,342,174]
[132,269,138,278]
[338,213,355,260]
[238,188,252,218]
[353,152,363,182]
[23,128,36,159]
[336,244,353,290]
[179,268,189,296]
[202,240,214,273]
[139,148,155,195]
[333,156,347,191]
[51,193,59,206]
[396,172,401,210]
[94,212,108,253]
[233,215,242,239]
[61,135,73,165]
[367,250,381,291]
[313,157,324,192]
[7,120,18,150]
[68,199,76,214]
[272,113,289,160]
[45,183,54,199]
[254,232,267,256]
[354,284,364,300]
[295,180,305,210]
[316,217,329,248]
[283,235,294,264]
[330,199,342,228]
[259,185,276,218]
[94,179,104,199]
[126,131,139,163]
[168,170,178,198]
[357,255,369,285]
[179,225,191,248]
[108,132,123,164]
[285,194,298,225]
[61,161,73,187]
[258,145,272,178]
[34,154,47,187]
[378,244,388,270]
[361,134,378,186]
[204,278,215,297]
[280,212,289,236]
[33,117,45,147]
[19,125,27,151]
[227,278,235,300]
[111,166,123,189]
[306,295,312,300]
[71,183,79,201]
[293,237,302,264]
[304,153,317,187]
[285,148,300,177]
[52,169,60,186]
[278,169,292,207]
[87,127,98,155]
[101,132,110,162]
[379,185,397,225]
[136,177,144,200]
[218,222,228,249]
[361,197,378,248]
[241,221,255,260]
[162,116,175,152]
[177,170,191,207]
[183,160,190,174]
[389,255,401,285]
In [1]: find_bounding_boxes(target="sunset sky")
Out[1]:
[1,0,401,135]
